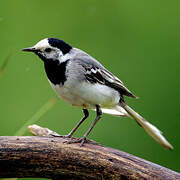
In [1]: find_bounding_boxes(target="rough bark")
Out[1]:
[0,125,179,180]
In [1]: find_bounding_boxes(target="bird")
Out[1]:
[22,38,173,149]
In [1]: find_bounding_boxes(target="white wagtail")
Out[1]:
[22,38,173,149]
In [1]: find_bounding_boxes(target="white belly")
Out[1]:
[49,80,120,109]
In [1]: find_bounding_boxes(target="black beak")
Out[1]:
[22,47,37,52]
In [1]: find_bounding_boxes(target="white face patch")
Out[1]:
[33,38,63,61]
[34,38,49,49]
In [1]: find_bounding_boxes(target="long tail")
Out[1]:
[120,101,173,150]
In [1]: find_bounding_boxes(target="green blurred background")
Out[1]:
[0,0,179,178]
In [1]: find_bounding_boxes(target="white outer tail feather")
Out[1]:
[119,101,173,150]
[101,105,129,117]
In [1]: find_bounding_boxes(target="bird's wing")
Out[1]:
[72,49,136,98]
[83,63,136,98]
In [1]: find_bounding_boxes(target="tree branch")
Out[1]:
[0,125,179,180]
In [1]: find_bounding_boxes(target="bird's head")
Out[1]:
[22,38,72,62]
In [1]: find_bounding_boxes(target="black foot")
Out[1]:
[64,136,87,147]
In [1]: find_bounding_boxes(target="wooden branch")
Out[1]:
[0,125,179,180]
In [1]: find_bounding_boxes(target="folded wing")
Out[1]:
[85,65,136,98]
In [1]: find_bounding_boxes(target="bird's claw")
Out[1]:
[63,136,87,147]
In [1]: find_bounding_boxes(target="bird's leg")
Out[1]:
[80,105,102,146]
[53,109,89,138]
[66,105,102,146]
[66,109,89,138]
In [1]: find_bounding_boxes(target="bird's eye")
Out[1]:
[45,48,52,53]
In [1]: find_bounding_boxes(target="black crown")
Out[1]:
[48,38,72,55]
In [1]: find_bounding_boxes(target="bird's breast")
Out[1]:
[44,59,70,86]
[49,79,120,109]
